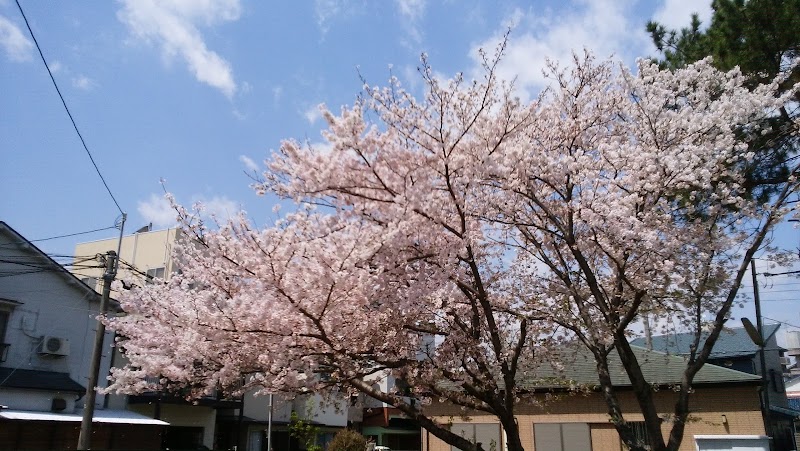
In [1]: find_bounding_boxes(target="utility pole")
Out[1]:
[77,250,117,449]
[267,393,274,451]
[751,260,772,444]
[643,313,653,350]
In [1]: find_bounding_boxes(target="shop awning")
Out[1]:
[0,408,168,425]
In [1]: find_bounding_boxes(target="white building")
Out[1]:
[0,221,165,449]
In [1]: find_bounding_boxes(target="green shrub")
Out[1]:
[327,429,367,451]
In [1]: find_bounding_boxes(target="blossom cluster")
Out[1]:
[105,52,798,425]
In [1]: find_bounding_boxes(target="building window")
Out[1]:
[0,310,8,362]
[626,422,653,450]
[0,310,8,342]
[533,423,592,451]
[384,433,421,451]
[450,423,501,451]
[146,267,165,284]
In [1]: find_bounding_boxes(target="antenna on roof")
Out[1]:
[741,318,764,347]
[134,223,152,234]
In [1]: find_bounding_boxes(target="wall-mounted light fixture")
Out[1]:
[721,414,728,425]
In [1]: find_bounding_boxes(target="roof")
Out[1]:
[516,345,760,390]
[630,324,781,359]
[0,408,169,425]
[0,221,102,303]
[0,368,85,393]
[435,345,761,394]
[771,405,800,418]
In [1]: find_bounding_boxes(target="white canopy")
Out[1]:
[0,408,168,425]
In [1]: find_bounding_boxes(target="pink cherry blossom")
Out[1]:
[105,45,799,451]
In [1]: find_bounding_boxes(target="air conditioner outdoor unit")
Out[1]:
[37,336,70,356]
[779,356,792,366]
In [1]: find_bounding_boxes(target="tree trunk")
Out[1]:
[498,411,525,451]
[594,348,668,451]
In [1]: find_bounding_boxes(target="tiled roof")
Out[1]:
[516,345,760,390]
[0,221,101,302]
[436,346,760,393]
[630,324,781,359]
[0,367,85,393]
[771,405,800,418]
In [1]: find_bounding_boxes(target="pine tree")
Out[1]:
[647,0,800,202]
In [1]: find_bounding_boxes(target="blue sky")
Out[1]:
[1,0,797,339]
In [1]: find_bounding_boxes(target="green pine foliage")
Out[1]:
[647,0,800,203]
[648,0,800,79]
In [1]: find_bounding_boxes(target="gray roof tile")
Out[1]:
[630,324,781,359]
[517,345,760,390]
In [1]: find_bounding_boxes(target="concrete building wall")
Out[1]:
[423,385,765,451]
[243,391,295,423]
[293,393,348,427]
[73,228,180,293]
[0,388,77,412]
[759,335,789,408]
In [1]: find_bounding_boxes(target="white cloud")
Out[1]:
[313,0,366,38]
[395,0,425,19]
[196,195,240,221]
[138,192,241,227]
[400,64,421,92]
[314,0,343,37]
[469,0,652,102]
[239,155,260,172]
[394,0,426,46]
[308,140,334,155]
[117,0,240,98]
[303,104,323,124]
[137,193,176,228]
[72,75,95,90]
[0,14,33,62]
[272,85,283,104]
[48,60,63,73]
[652,0,712,30]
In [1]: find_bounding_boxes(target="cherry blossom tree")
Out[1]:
[105,44,799,451]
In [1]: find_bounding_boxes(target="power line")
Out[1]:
[763,280,800,285]
[764,270,800,277]
[14,0,124,215]
[0,226,118,248]
[117,258,159,282]
[762,316,800,330]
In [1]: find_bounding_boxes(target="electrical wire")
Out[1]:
[764,269,800,277]
[762,316,800,330]
[14,0,124,215]
[0,226,118,248]
[117,259,158,282]
[0,254,104,278]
